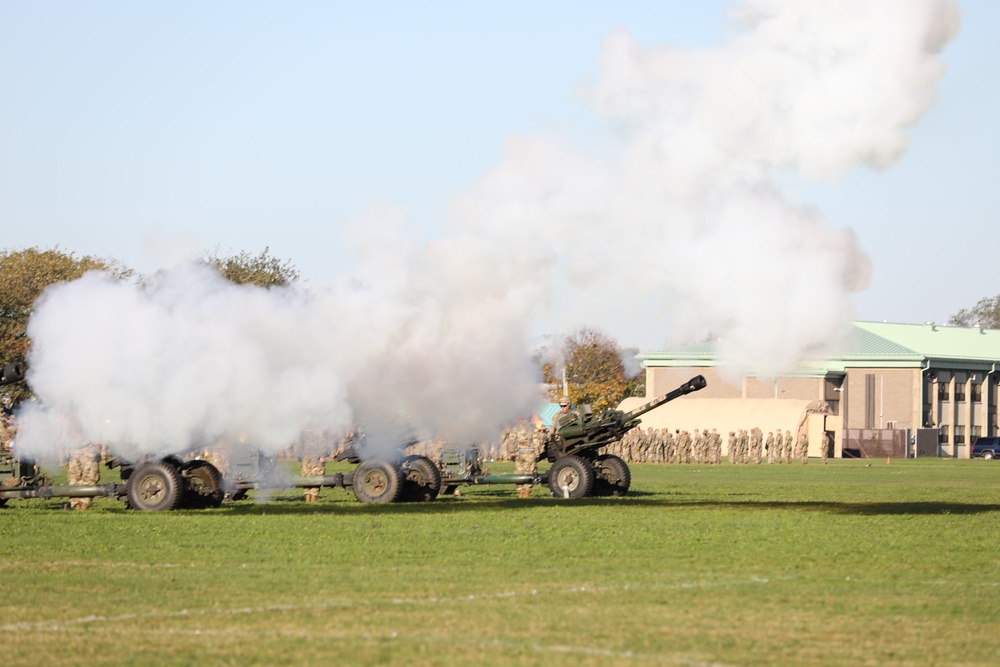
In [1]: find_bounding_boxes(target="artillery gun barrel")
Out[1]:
[623,375,707,422]
[464,473,538,486]
[0,483,122,500]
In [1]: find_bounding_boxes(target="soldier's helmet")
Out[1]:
[559,396,570,407]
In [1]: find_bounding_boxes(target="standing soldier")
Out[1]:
[692,429,704,464]
[709,428,722,465]
[821,432,831,465]
[663,428,675,464]
[654,428,668,464]
[797,431,809,464]
[513,424,541,498]
[680,430,692,464]
[67,441,104,511]
[765,431,775,464]
[645,427,658,463]
[750,427,763,464]
[299,429,327,503]
[784,430,794,464]
[727,431,737,464]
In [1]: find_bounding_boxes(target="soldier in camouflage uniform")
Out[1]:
[765,431,775,464]
[727,431,737,464]
[692,429,703,464]
[663,429,675,464]
[299,429,327,503]
[750,427,763,464]
[709,428,721,464]
[679,430,692,464]
[654,428,667,463]
[67,442,104,511]
[512,424,541,498]
[784,430,794,464]
[797,431,809,464]
[820,432,831,465]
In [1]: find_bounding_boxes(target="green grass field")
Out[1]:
[1,458,998,666]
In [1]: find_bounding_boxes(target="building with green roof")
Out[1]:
[635,321,1000,459]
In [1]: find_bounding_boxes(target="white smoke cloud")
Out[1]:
[451,0,958,371]
[15,0,959,461]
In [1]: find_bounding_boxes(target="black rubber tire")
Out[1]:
[593,454,631,497]
[547,454,595,499]
[180,460,224,508]
[401,455,442,502]
[352,460,404,504]
[983,451,995,460]
[127,461,184,511]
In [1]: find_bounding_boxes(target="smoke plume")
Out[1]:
[15,0,959,462]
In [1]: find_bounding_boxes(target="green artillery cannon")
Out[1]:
[431,376,708,500]
[542,375,707,499]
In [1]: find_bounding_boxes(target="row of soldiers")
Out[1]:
[467,422,821,467]
[610,426,813,464]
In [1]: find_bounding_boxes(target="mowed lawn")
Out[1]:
[1,458,998,666]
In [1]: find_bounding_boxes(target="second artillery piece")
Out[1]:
[540,375,708,498]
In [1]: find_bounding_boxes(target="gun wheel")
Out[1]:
[547,454,595,499]
[352,460,404,504]
[180,460,224,508]
[593,454,631,497]
[401,455,442,502]
[127,461,183,511]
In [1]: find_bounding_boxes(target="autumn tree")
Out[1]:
[204,247,299,287]
[542,328,642,411]
[0,247,132,404]
[949,294,1000,329]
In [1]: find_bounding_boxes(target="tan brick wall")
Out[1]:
[646,367,741,399]
[844,368,918,430]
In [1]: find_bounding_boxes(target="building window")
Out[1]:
[939,427,949,444]
[955,385,966,402]
[972,426,982,440]
[939,384,950,401]
[955,426,965,445]
[972,383,982,402]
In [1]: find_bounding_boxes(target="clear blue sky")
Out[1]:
[1,0,996,332]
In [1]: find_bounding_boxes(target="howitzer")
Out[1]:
[546,375,707,460]
[539,375,707,499]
